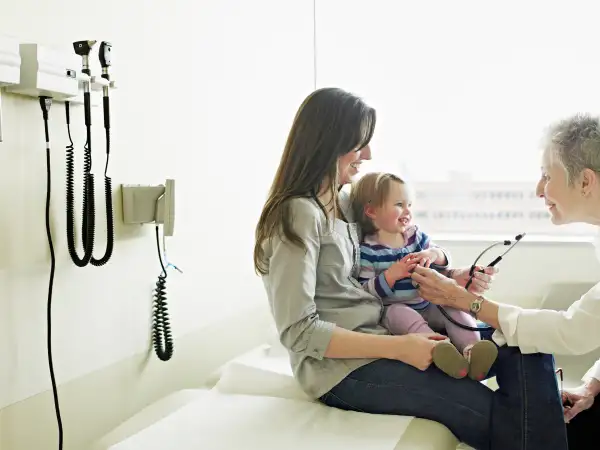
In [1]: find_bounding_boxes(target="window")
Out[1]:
[317,1,599,236]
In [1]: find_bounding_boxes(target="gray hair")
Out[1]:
[546,113,600,184]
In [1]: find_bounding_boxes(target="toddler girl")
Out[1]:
[350,172,497,380]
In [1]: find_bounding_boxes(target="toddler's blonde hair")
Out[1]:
[350,172,405,236]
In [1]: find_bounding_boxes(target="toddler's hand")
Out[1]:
[385,254,419,285]
[410,249,438,268]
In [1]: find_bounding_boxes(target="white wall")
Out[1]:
[0,0,314,411]
[1,0,600,447]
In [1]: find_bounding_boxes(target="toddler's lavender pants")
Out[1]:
[383,302,479,352]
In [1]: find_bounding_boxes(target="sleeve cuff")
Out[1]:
[583,359,600,383]
[430,248,451,270]
[491,329,507,347]
[491,303,524,348]
[495,303,547,354]
[305,320,336,360]
[431,262,450,271]
[376,272,394,298]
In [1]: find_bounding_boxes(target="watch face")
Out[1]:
[471,301,482,312]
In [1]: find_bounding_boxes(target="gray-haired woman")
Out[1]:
[411,113,600,450]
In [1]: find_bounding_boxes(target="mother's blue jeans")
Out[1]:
[319,323,567,450]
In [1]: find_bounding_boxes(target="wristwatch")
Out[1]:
[469,295,485,318]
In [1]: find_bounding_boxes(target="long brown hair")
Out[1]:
[253,87,376,275]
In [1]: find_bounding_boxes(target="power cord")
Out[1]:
[40,95,64,450]
[153,225,173,361]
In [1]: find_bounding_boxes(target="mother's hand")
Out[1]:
[411,265,471,307]
[390,333,448,371]
[450,266,498,295]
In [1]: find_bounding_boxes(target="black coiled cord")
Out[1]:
[65,101,94,266]
[153,226,173,361]
[64,94,114,268]
[65,104,94,266]
[80,135,95,253]
[40,96,64,450]
[87,94,114,266]
[86,115,114,266]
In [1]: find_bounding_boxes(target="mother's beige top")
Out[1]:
[261,193,390,398]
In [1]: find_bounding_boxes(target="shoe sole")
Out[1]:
[468,340,498,381]
[432,341,468,379]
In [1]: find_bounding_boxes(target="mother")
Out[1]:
[254,87,567,449]
[411,113,600,450]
